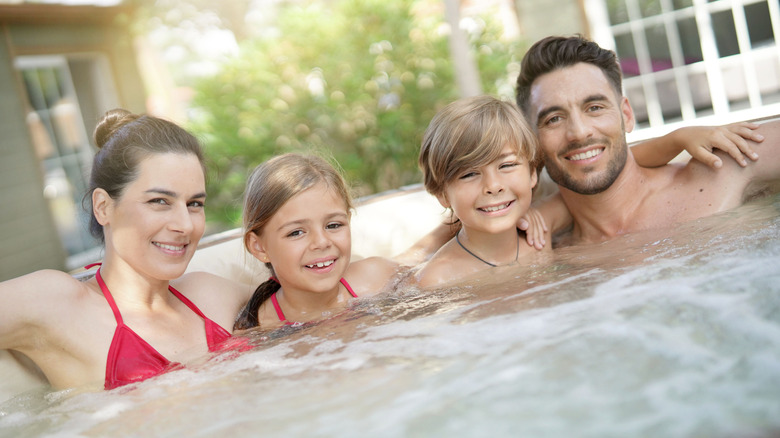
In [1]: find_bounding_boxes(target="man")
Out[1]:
[515,35,780,244]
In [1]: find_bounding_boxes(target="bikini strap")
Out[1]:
[167,285,207,319]
[340,278,358,298]
[95,268,123,325]
[270,292,287,322]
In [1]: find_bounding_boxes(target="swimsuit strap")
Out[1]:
[96,267,211,326]
[167,285,207,319]
[270,292,289,323]
[96,268,124,325]
[340,278,358,298]
[270,278,356,324]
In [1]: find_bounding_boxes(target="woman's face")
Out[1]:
[250,181,352,296]
[101,152,206,281]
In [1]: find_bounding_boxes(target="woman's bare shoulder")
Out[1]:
[2,269,87,298]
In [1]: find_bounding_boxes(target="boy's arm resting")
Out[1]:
[392,222,457,265]
[533,192,573,238]
[741,119,780,183]
[632,122,762,168]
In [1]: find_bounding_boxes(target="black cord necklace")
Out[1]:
[455,230,519,267]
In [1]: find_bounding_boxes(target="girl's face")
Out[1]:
[249,182,352,295]
[438,145,537,237]
[97,152,206,281]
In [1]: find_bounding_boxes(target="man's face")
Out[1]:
[527,62,634,195]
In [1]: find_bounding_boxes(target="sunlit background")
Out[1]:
[1,0,778,280]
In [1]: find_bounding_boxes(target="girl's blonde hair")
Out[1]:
[235,153,353,330]
[418,95,539,198]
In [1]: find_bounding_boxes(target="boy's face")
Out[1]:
[437,145,537,236]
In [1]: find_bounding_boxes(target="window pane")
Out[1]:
[607,0,630,25]
[712,10,739,56]
[626,85,649,126]
[678,17,702,64]
[615,33,639,77]
[745,1,774,48]
[657,78,682,121]
[639,0,662,18]
[673,0,693,9]
[646,24,672,71]
[688,71,713,115]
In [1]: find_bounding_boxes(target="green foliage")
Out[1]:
[188,0,526,227]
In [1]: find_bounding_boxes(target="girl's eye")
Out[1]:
[326,222,344,230]
[286,229,304,238]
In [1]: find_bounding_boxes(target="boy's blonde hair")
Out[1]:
[418,95,538,197]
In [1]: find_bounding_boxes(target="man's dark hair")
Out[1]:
[515,35,623,118]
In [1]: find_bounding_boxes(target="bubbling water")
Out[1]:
[2,195,779,438]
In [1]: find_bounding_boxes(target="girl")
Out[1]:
[0,109,253,390]
[414,95,762,288]
[234,153,449,330]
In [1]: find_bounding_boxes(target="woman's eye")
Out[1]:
[149,198,168,205]
[188,200,205,209]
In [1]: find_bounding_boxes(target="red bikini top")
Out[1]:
[270,277,357,325]
[96,269,231,390]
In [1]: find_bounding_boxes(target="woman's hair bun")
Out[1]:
[93,108,139,149]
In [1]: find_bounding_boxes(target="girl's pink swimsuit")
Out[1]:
[96,269,231,390]
[270,278,357,325]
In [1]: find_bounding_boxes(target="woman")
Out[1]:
[0,109,252,390]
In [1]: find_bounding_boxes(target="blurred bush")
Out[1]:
[187,0,526,227]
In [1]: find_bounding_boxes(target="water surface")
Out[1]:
[2,194,779,438]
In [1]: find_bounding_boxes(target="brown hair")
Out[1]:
[234,153,354,330]
[87,109,204,242]
[515,35,623,117]
[418,95,538,199]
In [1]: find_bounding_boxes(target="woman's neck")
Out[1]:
[97,258,172,309]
